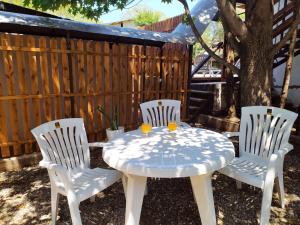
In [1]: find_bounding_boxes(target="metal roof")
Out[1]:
[0,11,188,46]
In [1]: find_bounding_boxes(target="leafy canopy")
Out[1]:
[133,9,164,26]
[24,0,173,21]
[4,0,99,22]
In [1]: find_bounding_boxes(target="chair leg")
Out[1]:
[51,189,59,225]
[260,179,275,225]
[236,181,242,189]
[89,196,96,203]
[67,196,82,225]
[275,172,285,208]
[122,175,128,199]
[144,184,148,196]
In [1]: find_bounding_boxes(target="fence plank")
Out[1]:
[0,34,10,157]
[86,40,96,140]
[3,34,21,155]
[61,38,71,118]
[104,42,111,129]
[155,48,161,100]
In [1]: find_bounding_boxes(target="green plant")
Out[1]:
[133,9,163,26]
[97,105,119,130]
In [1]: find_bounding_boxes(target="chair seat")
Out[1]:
[219,157,268,189]
[56,168,122,201]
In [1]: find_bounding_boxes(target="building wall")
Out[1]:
[273,54,300,107]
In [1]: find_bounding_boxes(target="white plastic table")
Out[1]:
[103,127,235,225]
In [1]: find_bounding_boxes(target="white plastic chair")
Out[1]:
[31,118,122,225]
[140,99,190,127]
[219,106,298,225]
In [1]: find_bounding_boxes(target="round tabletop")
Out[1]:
[103,127,235,178]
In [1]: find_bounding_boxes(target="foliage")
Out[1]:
[193,21,224,58]
[97,105,119,130]
[22,0,172,21]
[3,0,99,22]
[133,8,163,26]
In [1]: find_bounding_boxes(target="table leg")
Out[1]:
[190,173,216,225]
[125,174,147,225]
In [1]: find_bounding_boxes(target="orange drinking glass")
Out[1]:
[168,121,177,132]
[141,123,152,135]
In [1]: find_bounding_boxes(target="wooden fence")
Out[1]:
[0,32,190,159]
[144,14,183,33]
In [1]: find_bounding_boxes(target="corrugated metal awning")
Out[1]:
[0,11,189,46]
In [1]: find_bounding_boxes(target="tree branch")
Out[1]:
[216,0,248,40]
[178,0,240,75]
[219,13,241,53]
[272,1,300,55]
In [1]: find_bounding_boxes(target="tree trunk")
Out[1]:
[239,0,274,107]
[239,38,273,106]
[279,28,298,108]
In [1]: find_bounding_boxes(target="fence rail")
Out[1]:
[0,32,190,159]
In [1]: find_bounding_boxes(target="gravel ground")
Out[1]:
[0,141,299,225]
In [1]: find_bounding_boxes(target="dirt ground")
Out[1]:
[0,145,299,225]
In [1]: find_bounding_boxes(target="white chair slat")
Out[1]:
[259,114,272,157]
[254,114,265,156]
[250,113,259,155]
[245,115,252,154]
[79,129,90,168]
[75,128,86,169]
[68,125,81,168]
[163,105,168,126]
[158,104,164,126]
[152,107,160,126]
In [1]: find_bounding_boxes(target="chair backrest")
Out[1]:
[31,118,90,170]
[140,99,181,127]
[239,106,298,160]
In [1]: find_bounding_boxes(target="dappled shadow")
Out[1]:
[1,133,300,225]
[103,127,235,178]
[213,151,300,225]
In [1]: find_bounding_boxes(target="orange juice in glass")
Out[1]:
[168,121,177,132]
[141,123,152,136]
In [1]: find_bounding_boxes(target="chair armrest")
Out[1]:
[264,153,280,187]
[88,142,106,148]
[180,122,191,128]
[267,143,293,170]
[222,132,239,138]
[265,143,293,186]
[275,143,294,158]
[39,161,73,190]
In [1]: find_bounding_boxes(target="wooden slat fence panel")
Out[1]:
[0,32,190,159]
[144,14,183,33]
